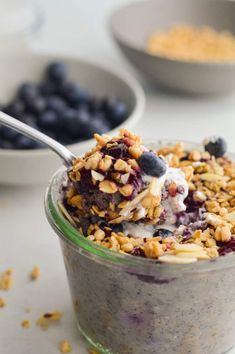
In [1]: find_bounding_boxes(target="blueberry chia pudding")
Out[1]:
[46,130,235,354]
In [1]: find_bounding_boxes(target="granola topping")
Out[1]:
[62,130,235,263]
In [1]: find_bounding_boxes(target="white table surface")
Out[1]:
[1,0,235,353]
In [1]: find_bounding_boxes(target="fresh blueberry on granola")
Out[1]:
[59,130,235,264]
[138,152,167,177]
[204,136,227,158]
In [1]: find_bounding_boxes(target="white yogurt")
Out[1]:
[123,222,154,238]
[123,167,189,238]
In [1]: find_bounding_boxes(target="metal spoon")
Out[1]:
[0,111,76,167]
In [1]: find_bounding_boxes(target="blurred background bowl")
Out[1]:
[0,54,145,185]
[110,0,235,95]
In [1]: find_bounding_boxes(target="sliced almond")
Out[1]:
[58,202,77,226]
[172,243,203,253]
[200,173,229,182]
[176,252,209,260]
[109,215,128,224]
[91,170,104,181]
[120,189,149,216]
[158,254,197,264]
[120,173,130,184]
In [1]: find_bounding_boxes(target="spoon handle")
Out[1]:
[0,111,76,167]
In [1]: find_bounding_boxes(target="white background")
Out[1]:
[1,0,235,353]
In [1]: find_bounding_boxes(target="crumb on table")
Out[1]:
[21,320,31,329]
[59,340,72,353]
[0,269,13,290]
[88,349,100,354]
[0,298,6,308]
[30,266,41,280]
[37,311,63,330]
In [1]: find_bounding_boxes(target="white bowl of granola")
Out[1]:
[110,0,235,94]
[0,54,145,185]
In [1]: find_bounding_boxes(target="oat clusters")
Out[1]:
[67,129,165,227]
[62,130,235,264]
[147,24,235,62]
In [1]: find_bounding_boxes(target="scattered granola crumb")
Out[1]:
[88,349,99,354]
[36,311,62,330]
[59,340,72,353]
[0,298,6,308]
[21,320,31,329]
[0,268,13,290]
[30,266,41,280]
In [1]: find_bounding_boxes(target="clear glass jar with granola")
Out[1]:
[45,130,235,354]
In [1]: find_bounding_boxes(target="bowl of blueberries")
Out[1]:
[0,54,145,184]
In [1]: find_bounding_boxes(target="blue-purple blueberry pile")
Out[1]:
[0,62,128,149]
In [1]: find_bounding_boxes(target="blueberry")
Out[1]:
[15,135,39,149]
[46,96,66,112]
[0,139,14,149]
[0,125,5,137]
[102,96,127,125]
[59,81,81,105]
[138,152,167,177]
[74,89,91,107]
[204,137,227,158]
[3,99,25,119]
[25,96,47,114]
[21,113,37,128]
[101,96,116,111]
[46,62,67,83]
[66,109,90,137]
[41,129,57,140]
[81,116,110,139]
[154,229,173,238]
[57,134,75,145]
[89,97,104,114]
[59,107,77,129]
[111,223,124,233]
[0,125,19,141]
[110,102,127,125]
[18,83,38,102]
[39,81,57,96]
[38,110,59,129]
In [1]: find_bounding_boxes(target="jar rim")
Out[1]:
[45,139,235,276]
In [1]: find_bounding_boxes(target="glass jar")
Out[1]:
[45,141,235,354]
[0,0,44,55]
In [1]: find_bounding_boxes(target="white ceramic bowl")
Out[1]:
[0,54,145,185]
[110,0,235,95]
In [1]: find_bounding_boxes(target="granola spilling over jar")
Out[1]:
[61,130,235,264]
